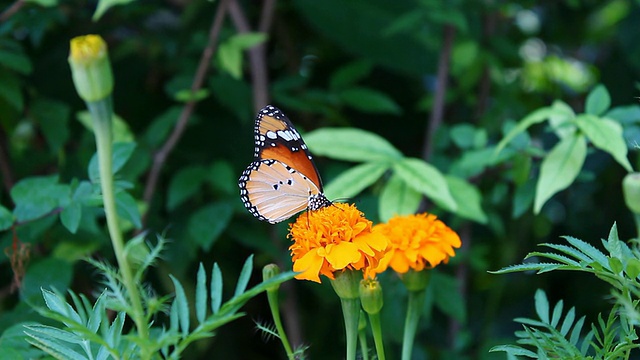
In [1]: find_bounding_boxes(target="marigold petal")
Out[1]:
[325,242,361,270]
[293,250,324,283]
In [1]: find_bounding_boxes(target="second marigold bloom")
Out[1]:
[288,203,388,283]
[374,213,461,274]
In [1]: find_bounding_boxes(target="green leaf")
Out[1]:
[548,100,576,139]
[495,106,555,154]
[174,89,210,103]
[585,84,611,115]
[196,263,207,324]
[24,327,86,360]
[93,0,135,20]
[229,32,268,49]
[11,175,66,222]
[167,165,208,210]
[88,142,137,182]
[550,300,564,327]
[77,111,134,143]
[115,191,141,229]
[393,158,457,211]
[211,263,222,314]
[445,176,487,223]
[305,128,403,162]
[574,114,632,171]
[0,69,23,112]
[22,260,73,305]
[378,173,421,222]
[534,289,550,323]
[0,205,13,231]
[217,33,266,81]
[324,162,389,200]
[513,179,535,218]
[534,134,587,213]
[170,275,190,336]
[187,203,233,251]
[24,0,58,6]
[450,124,477,149]
[329,61,373,90]
[60,202,81,234]
[338,87,401,114]
[234,255,254,297]
[0,41,32,74]
[625,259,640,279]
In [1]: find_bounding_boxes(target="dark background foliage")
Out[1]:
[1,0,639,358]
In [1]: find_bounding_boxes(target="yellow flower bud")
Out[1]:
[68,35,114,102]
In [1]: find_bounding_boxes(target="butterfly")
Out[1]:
[238,105,331,224]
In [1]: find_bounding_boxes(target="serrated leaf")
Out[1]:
[169,275,190,336]
[563,236,609,270]
[196,263,207,324]
[234,255,254,297]
[379,173,421,222]
[24,327,86,360]
[585,84,610,116]
[575,114,631,171]
[211,263,222,314]
[324,162,388,200]
[393,158,457,211]
[305,128,402,162]
[534,289,550,323]
[60,202,81,234]
[339,87,401,114]
[445,176,487,223]
[534,134,586,213]
[489,344,537,357]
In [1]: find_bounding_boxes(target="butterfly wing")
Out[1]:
[253,105,324,191]
[239,159,323,224]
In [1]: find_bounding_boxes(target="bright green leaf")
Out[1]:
[60,202,81,234]
[548,100,576,139]
[445,176,487,223]
[393,158,457,211]
[93,0,135,21]
[169,275,190,336]
[625,259,640,279]
[196,263,207,324]
[187,203,233,251]
[378,173,421,222]
[324,162,389,200]
[217,42,243,80]
[585,84,611,116]
[495,106,555,155]
[11,175,66,222]
[575,114,632,171]
[305,128,403,162]
[534,134,587,213]
[229,32,267,49]
[339,87,401,114]
[450,124,476,149]
[174,89,210,103]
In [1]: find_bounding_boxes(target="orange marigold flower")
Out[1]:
[373,213,461,274]
[288,203,388,283]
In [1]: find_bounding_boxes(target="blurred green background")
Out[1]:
[1,0,640,358]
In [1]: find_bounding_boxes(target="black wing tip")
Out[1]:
[258,104,285,119]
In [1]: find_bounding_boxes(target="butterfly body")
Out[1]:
[238,105,331,224]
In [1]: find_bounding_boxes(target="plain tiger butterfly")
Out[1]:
[238,105,331,224]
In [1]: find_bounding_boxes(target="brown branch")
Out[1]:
[141,0,229,220]
[422,24,457,161]
[0,0,25,23]
[227,0,273,112]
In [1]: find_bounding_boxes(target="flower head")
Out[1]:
[373,213,461,274]
[288,203,388,283]
[68,35,114,102]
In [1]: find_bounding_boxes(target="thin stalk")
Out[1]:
[402,289,427,360]
[88,99,148,343]
[358,327,369,360]
[368,312,385,360]
[340,297,361,360]
[266,290,294,359]
[633,213,640,240]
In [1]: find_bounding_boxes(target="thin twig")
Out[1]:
[141,0,228,220]
[0,0,25,23]
[227,0,273,112]
[422,24,457,161]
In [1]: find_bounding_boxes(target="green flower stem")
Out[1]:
[340,297,361,360]
[266,289,294,359]
[402,289,427,360]
[358,326,369,360]
[88,99,148,341]
[368,312,385,360]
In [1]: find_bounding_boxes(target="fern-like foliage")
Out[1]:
[491,223,640,359]
[23,236,296,359]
